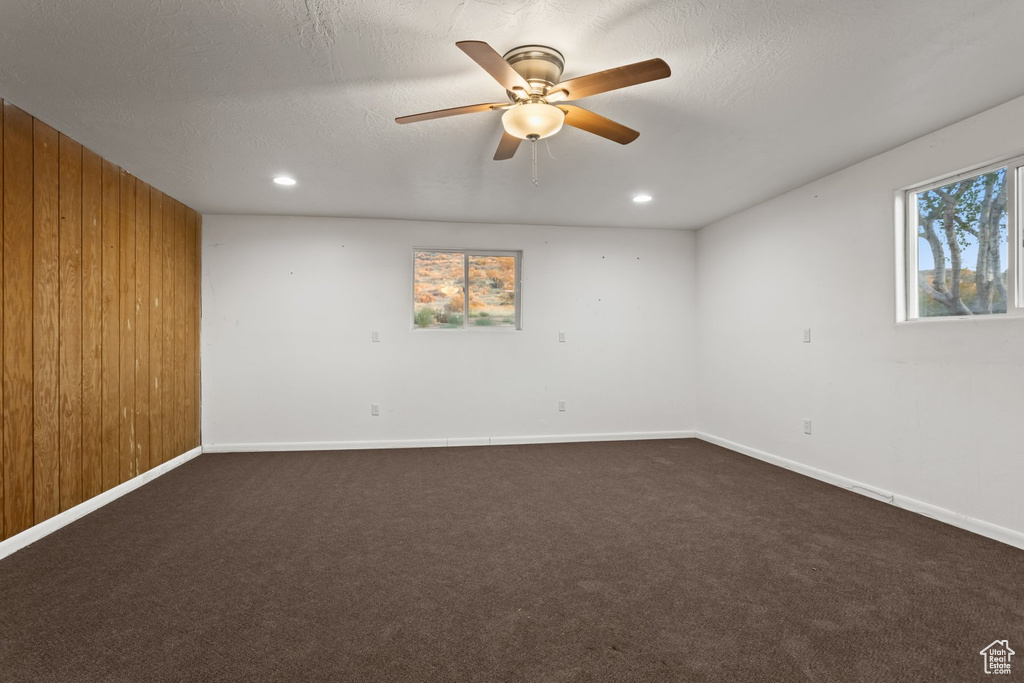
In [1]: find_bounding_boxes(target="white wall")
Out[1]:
[696,95,1024,543]
[202,216,696,449]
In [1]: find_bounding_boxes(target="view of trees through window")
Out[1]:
[915,168,1008,316]
[413,251,518,328]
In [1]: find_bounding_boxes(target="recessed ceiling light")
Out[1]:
[273,176,296,186]
[633,194,653,203]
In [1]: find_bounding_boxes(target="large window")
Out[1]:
[901,156,1024,320]
[413,250,521,329]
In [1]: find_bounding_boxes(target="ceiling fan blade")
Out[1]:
[549,58,670,100]
[395,102,509,125]
[493,131,522,161]
[456,41,532,96]
[556,105,639,144]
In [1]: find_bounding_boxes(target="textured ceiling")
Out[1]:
[2,0,1024,229]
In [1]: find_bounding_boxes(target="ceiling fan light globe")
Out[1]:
[502,102,564,140]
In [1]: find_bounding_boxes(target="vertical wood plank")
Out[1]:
[33,121,60,524]
[118,171,135,482]
[184,208,196,449]
[134,179,150,474]
[149,190,163,468]
[174,200,185,457]
[161,197,174,466]
[81,149,102,500]
[195,214,202,447]
[58,134,83,511]
[166,200,175,457]
[100,159,119,492]
[3,103,34,536]
[0,100,5,540]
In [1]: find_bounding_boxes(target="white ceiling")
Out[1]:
[2,0,1023,230]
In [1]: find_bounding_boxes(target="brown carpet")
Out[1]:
[0,439,1021,682]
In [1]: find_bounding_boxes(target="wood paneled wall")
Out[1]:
[1,99,201,542]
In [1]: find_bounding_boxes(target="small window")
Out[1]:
[901,157,1023,320]
[413,250,521,329]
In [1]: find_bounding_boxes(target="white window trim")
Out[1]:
[896,153,1024,323]
[411,248,523,331]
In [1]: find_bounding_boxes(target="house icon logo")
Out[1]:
[979,640,1014,675]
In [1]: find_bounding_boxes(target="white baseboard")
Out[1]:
[202,439,449,453]
[488,431,695,446]
[0,446,203,562]
[445,437,491,447]
[202,430,696,454]
[696,432,1024,551]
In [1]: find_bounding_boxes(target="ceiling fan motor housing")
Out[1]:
[503,45,565,100]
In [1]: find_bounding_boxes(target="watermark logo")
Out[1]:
[980,640,1014,675]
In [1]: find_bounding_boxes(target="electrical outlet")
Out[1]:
[558,331,566,343]
[371,331,380,342]
[802,328,811,343]
[371,403,380,416]
[803,419,812,435]
[558,400,566,412]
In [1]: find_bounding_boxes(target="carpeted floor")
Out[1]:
[0,439,1021,682]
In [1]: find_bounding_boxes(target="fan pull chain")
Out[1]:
[531,137,538,187]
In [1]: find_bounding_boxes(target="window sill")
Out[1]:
[897,311,1024,325]
[411,327,522,332]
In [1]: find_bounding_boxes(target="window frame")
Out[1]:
[897,153,1024,322]
[411,248,523,331]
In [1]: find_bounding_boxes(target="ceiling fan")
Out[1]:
[396,41,671,162]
